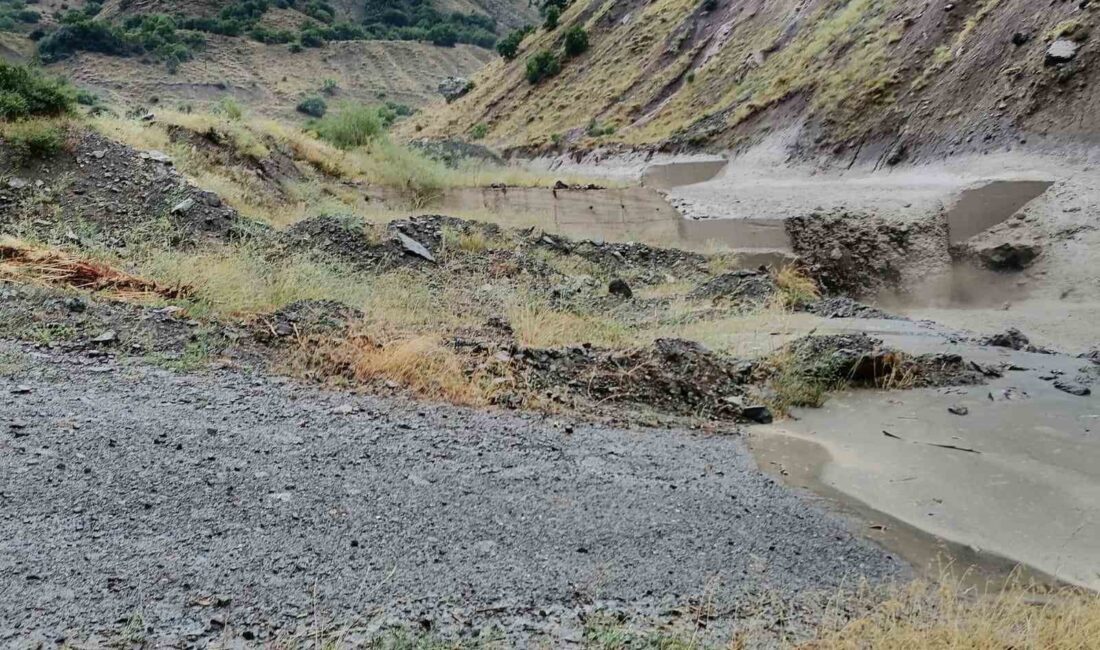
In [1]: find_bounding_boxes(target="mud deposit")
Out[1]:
[946,180,1054,243]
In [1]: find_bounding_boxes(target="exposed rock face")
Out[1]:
[976,241,1041,270]
[438,76,473,103]
[1046,40,1080,66]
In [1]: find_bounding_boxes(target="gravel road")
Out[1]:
[0,341,904,645]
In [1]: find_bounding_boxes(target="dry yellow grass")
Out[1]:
[774,265,821,309]
[288,332,498,406]
[91,110,612,227]
[0,236,187,301]
[137,245,371,317]
[805,580,1100,650]
[507,298,631,348]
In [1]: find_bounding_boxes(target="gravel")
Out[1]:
[0,341,904,645]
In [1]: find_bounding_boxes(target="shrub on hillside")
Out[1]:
[0,62,75,120]
[543,6,559,31]
[2,119,66,163]
[296,95,327,118]
[313,103,387,149]
[563,26,587,57]
[496,25,532,59]
[525,50,560,84]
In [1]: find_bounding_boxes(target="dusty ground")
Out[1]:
[0,340,904,646]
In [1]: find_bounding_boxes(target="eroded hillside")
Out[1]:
[407,0,1098,161]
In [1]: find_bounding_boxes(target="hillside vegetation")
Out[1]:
[406,0,1098,158]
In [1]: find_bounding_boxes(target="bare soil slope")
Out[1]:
[51,36,494,116]
[408,0,1098,160]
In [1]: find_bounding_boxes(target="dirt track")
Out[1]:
[0,341,903,645]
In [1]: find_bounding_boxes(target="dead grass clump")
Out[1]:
[807,580,1100,649]
[139,246,370,317]
[288,332,497,406]
[774,265,820,309]
[762,349,830,414]
[507,299,631,348]
[0,237,188,299]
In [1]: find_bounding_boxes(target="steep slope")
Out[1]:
[406,0,1098,160]
[51,37,494,116]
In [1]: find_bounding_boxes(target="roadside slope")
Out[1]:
[407,0,1098,161]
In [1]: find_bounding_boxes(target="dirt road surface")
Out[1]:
[0,342,903,645]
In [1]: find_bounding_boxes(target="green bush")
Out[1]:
[75,88,98,105]
[525,50,560,84]
[0,62,75,120]
[563,26,587,57]
[543,6,559,30]
[216,96,243,120]
[313,103,387,149]
[320,78,338,95]
[468,122,487,139]
[2,119,66,162]
[36,14,204,69]
[585,118,614,137]
[496,25,532,59]
[296,95,327,118]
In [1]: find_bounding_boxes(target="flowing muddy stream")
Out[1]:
[414,161,1098,588]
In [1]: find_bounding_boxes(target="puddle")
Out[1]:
[748,431,1061,590]
[947,180,1053,243]
[642,160,728,190]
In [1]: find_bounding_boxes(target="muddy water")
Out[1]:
[750,321,1100,590]
[947,180,1053,242]
[641,159,727,191]
[748,433,1060,590]
[406,185,795,257]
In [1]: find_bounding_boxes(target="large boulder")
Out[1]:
[438,77,473,103]
[976,241,1041,270]
[1046,40,1079,65]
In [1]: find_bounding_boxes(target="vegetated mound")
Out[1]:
[51,36,494,118]
[777,334,986,391]
[407,0,1099,160]
[0,128,255,245]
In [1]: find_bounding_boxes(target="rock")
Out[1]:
[140,150,172,163]
[690,269,777,304]
[437,76,472,103]
[91,330,118,344]
[1053,381,1091,397]
[10,385,32,395]
[90,150,106,160]
[608,278,633,299]
[7,178,29,190]
[1081,349,1100,365]
[1011,32,1030,46]
[170,198,195,215]
[948,405,969,416]
[885,143,907,166]
[394,231,436,263]
[977,242,1041,270]
[741,405,773,424]
[981,328,1029,350]
[553,180,569,190]
[805,297,896,320]
[64,297,87,313]
[1046,40,1079,65]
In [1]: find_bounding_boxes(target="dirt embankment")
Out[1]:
[409,0,1098,163]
